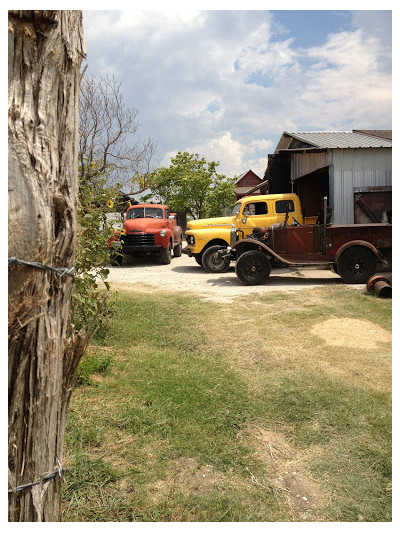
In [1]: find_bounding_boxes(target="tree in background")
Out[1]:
[8,10,85,521]
[79,73,157,195]
[147,152,236,220]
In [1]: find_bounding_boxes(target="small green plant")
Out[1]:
[75,351,112,386]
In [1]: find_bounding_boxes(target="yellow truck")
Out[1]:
[183,193,305,272]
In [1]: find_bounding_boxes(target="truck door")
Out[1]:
[235,200,271,236]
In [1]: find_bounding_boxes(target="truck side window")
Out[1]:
[165,209,169,219]
[243,202,268,216]
[275,200,294,213]
[254,202,268,215]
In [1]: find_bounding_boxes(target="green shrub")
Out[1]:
[75,351,112,386]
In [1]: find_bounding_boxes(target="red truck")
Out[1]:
[108,203,182,266]
[214,200,391,285]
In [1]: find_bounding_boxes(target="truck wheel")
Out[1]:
[201,245,230,273]
[235,250,271,285]
[337,246,376,284]
[173,239,182,257]
[160,243,172,265]
[195,255,203,266]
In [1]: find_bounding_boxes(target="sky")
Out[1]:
[81,4,392,181]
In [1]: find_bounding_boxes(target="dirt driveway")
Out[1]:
[106,253,369,303]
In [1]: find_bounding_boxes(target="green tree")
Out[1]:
[147,152,236,219]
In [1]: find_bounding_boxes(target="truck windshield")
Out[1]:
[231,203,242,215]
[127,207,164,219]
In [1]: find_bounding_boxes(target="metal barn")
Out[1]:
[249,130,392,225]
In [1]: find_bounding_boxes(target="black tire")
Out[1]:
[195,255,203,266]
[235,250,271,285]
[160,243,172,265]
[337,246,376,284]
[173,239,182,257]
[201,245,230,273]
[110,251,123,266]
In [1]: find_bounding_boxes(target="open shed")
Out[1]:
[248,130,392,225]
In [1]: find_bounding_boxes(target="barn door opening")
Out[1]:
[295,167,330,223]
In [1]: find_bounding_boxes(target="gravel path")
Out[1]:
[105,253,357,303]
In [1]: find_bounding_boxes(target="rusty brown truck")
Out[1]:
[215,199,392,285]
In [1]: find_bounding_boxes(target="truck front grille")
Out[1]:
[122,233,155,246]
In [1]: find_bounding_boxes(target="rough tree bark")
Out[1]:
[8,11,86,521]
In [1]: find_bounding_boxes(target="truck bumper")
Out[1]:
[122,245,164,254]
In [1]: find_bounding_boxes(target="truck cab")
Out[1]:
[108,203,182,265]
[183,193,304,268]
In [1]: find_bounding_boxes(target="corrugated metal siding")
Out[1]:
[332,148,392,224]
[291,152,329,180]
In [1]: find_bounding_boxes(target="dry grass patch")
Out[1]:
[147,458,232,505]
[198,288,391,395]
[239,424,328,521]
[310,318,391,350]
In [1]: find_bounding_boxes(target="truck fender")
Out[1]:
[172,224,182,245]
[334,240,388,265]
[233,238,293,265]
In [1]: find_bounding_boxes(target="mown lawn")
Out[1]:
[62,284,392,522]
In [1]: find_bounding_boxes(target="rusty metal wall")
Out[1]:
[331,148,392,224]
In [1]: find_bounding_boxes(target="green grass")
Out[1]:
[62,286,391,522]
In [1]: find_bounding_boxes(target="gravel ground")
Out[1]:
[105,253,368,303]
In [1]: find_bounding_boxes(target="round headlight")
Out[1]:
[159,229,167,237]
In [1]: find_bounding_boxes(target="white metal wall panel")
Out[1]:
[331,148,392,224]
[291,152,329,180]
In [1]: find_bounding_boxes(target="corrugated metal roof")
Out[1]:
[285,131,392,149]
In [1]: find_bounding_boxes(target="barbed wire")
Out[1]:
[8,257,75,278]
[8,461,63,494]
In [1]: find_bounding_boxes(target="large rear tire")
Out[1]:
[235,250,271,285]
[201,245,230,273]
[336,246,376,284]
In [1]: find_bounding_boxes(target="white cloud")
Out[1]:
[82,10,392,178]
[289,29,392,129]
[161,132,273,178]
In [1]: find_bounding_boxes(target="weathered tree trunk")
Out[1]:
[8,11,85,521]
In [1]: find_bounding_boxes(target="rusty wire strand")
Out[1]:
[8,461,63,494]
[8,257,75,278]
